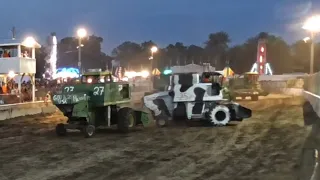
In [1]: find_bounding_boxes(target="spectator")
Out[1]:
[2,82,7,94]
[3,50,9,58]
[23,51,29,58]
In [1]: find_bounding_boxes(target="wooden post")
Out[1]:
[17,45,21,57]
[32,48,35,59]
[32,74,35,102]
[18,74,21,101]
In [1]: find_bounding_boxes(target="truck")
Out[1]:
[228,72,268,101]
[51,69,149,137]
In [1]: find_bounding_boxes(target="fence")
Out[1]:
[261,78,304,89]
[303,73,320,119]
[0,101,56,121]
[303,73,320,95]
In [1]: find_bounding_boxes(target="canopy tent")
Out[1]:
[223,67,234,77]
[207,67,234,77]
[152,68,161,76]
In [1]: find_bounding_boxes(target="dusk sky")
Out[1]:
[0,0,319,53]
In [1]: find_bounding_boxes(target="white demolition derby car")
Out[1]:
[143,72,252,127]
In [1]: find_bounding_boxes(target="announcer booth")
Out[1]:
[0,37,41,103]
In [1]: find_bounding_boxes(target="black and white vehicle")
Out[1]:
[143,72,252,127]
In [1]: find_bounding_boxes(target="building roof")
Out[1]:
[171,64,215,74]
[0,38,41,48]
[83,71,112,76]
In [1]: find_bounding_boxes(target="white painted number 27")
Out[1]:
[64,86,74,92]
[93,86,104,96]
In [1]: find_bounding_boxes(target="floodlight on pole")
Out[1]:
[76,28,87,74]
[302,15,320,74]
[150,46,158,67]
[302,15,320,32]
[151,46,158,53]
[77,28,87,38]
[23,36,36,48]
[149,46,158,60]
[149,46,158,87]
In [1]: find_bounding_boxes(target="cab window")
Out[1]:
[82,75,101,83]
[81,75,112,83]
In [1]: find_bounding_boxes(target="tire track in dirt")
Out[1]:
[192,104,307,180]
[191,105,284,179]
[0,97,310,180]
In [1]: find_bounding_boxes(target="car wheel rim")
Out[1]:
[158,119,166,126]
[87,126,94,136]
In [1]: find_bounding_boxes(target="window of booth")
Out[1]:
[21,46,32,58]
[0,46,18,58]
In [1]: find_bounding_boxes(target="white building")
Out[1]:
[0,38,41,102]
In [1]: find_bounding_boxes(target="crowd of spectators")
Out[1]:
[0,79,58,104]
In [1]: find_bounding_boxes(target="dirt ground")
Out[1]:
[0,96,315,180]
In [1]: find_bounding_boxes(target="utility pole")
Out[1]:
[78,38,82,73]
[11,27,16,40]
[310,32,314,74]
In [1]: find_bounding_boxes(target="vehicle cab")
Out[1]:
[81,70,113,84]
[53,69,131,106]
[244,72,259,84]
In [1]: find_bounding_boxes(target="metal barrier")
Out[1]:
[303,73,320,119]
[0,101,56,121]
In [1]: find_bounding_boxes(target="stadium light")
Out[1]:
[77,28,87,38]
[23,36,36,48]
[76,28,87,74]
[151,46,158,53]
[302,15,320,74]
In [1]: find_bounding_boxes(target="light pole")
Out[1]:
[149,46,158,89]
[150,46,158,75]
[77,28,87,74]
[302,15,320,74]
[311,32,315,74]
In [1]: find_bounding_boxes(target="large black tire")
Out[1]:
[117,107,136,133]
[82,125,96,138]
[56,123,67,136]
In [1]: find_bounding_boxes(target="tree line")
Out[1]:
[35,31,320,77]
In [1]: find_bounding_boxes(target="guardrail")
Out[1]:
[259,77,304,96]
[0,101,56,121]
[0,92,145,121]
[303,73,320,119]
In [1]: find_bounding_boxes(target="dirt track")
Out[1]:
[0,96,314,180]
